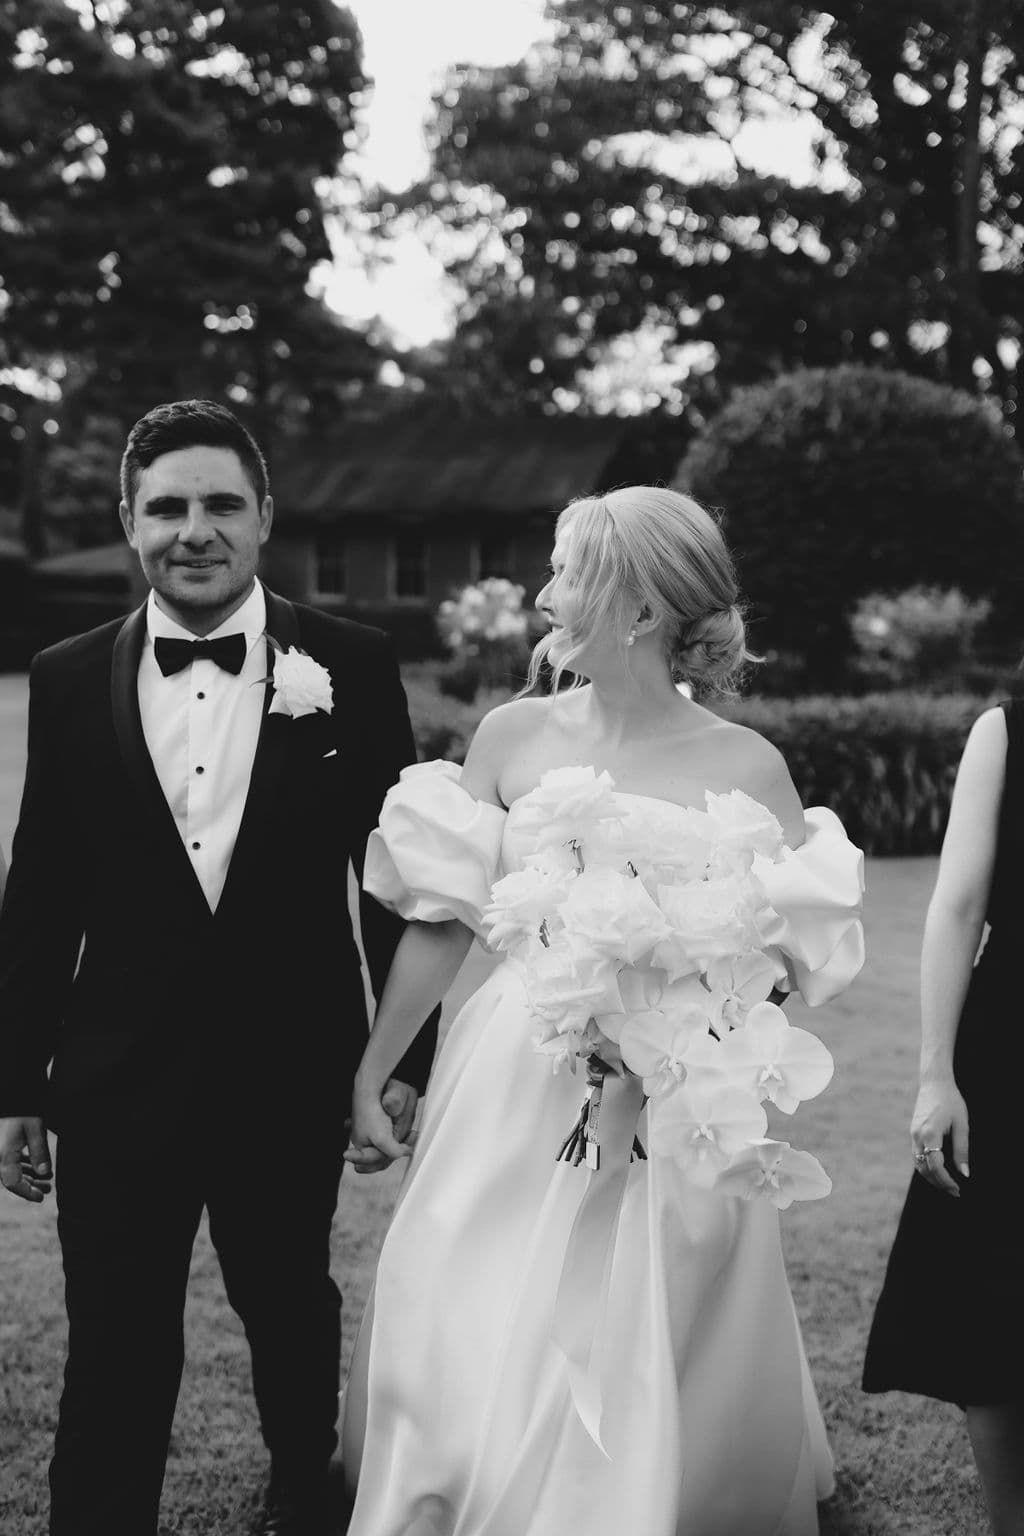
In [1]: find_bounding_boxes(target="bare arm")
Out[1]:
[911,706,1006,1196]
[345,703,517,1170]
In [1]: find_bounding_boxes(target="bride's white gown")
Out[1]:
[343,762,865,1536]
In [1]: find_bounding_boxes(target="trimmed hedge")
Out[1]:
[402,667,999,857]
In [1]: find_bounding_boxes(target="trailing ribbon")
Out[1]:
[551,1070,646,1456]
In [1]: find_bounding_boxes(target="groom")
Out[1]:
[0,400,435,1536]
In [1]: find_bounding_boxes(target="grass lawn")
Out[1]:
[0,674,987,1535]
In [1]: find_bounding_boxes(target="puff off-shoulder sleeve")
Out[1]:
[363,761,508,936]
[754,806,866,1007]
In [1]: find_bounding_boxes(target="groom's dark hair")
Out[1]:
[120,399,269,510]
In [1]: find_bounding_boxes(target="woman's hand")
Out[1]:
[911,1077,969,1197]
[344,1075,415,1176]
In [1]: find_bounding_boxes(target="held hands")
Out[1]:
[911,1078,969,1198]
[0,1117,52,1203]
[344,1077,418,1175]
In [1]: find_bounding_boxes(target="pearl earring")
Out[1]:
[626,629,636,647]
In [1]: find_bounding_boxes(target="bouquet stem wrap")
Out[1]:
[551,1070,647,1456]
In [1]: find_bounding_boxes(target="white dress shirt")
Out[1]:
[138,580,269,911]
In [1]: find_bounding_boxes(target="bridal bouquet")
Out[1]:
[481,767,835,1209]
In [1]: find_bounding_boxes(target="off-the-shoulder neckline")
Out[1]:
[505,786,710,817]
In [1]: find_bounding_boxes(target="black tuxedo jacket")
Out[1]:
[0,588,436,1133]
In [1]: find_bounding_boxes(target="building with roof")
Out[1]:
[21,412,672,656]
[261,413,633,649]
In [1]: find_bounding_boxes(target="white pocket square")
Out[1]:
[322,748,338,759]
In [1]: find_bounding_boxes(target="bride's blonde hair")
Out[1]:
[524,485,759,699]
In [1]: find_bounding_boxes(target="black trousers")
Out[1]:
[48,1113,347,1536]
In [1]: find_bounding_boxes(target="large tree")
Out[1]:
[0,0,377,549]
[389,0,1024,420]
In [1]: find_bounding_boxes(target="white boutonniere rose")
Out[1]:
[267,644,334,720]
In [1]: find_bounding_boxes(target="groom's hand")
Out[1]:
[0,1117,52,1202]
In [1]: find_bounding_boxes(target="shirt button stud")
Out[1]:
[191,841,201,851]
[197,691,206,700]
[195,766,205,775]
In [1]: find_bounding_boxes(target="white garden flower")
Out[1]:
[715,1140,833,1209]
[717,1001,834,1113]
[437,578,527,651]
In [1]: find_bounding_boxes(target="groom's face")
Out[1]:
[120,445,273,629]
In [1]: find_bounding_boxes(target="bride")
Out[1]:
[341,487,864,1536]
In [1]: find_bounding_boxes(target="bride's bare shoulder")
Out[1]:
[459,697,552,807]
[706,718,805,847]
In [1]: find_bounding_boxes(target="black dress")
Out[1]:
[863,698,1024,1408]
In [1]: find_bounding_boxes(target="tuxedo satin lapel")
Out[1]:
[215,590,300,919]
[110,603,214,926]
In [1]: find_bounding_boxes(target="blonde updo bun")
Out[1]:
[674,603,750,695]
[526,484,759,700]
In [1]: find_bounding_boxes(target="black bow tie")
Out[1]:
[153,632,248,677]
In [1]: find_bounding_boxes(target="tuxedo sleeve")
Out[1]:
[0,654,85,1116]
[350,635,439,1094]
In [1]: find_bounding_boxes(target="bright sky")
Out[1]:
[323,0,826,350]
[321,0,551,346]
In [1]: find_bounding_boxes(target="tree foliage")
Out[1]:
[0,0,377,448]
[676,363,1024,683]
[393,0,1024,419]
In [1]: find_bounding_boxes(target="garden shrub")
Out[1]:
[676,365,1024,687]
[849,586,993,690]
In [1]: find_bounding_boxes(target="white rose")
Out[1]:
[524,934,623,1037]
[626,805,715,890]
[652,874,767,981]
[705,789,784,875]
[515,766,623,852]
[482,866,572,954]
[268,646,334,719]
[557,865,672,965]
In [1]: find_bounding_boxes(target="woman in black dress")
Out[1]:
[864,700,1024,1534]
